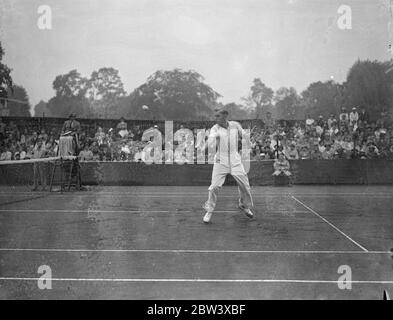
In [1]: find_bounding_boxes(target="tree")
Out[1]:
[53,69,88,97]
[46,95,92,118]
[224,102,253,120]
[0,41,13,106]
[47,69,92,118]
[34,100,49,117]
[87,67,126,118]
[242,78,274,118]
[6,85,31,116]
[343,60,393,119]
[301,81,343,118]
[131,69,221,120]
[274,87,304,120]
[106,94,136,119]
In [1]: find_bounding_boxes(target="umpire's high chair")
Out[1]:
[49,157,81,192]
[49,134,82,192]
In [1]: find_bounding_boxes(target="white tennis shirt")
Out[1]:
[208,121,246,167]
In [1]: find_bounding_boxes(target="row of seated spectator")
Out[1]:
[1,106,393,162]
[251,107,393,160]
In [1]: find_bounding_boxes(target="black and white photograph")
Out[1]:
[0,0,392,303]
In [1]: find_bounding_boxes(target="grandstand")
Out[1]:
[1,112,392,300]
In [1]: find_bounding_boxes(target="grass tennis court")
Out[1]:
[0,185,392,299]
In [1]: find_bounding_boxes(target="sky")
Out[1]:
[0,0,392,114]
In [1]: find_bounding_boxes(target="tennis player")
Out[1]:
[203,109,254,223]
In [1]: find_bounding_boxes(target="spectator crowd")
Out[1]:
[0,116,148,162]
[250,107,393,160]
[1,105,393,163]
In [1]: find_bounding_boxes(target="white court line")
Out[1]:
[1,192,393,198]
[0,209,223,213]
[0,193,283,198]
[1,190,393,196]
[0,189,392,194]
[0,193,285,198]
[0,209,309,214]
[0,190,393,195]
[0,193,280,200]
[0,248,389,254]
[0,209,187,213]
[291,196,369,252]
[2,193,393,200]
[1,277,393,284]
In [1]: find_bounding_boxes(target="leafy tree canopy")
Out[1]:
[131,69,221,120]
[0,41,13,103]
[6,85,31,116]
